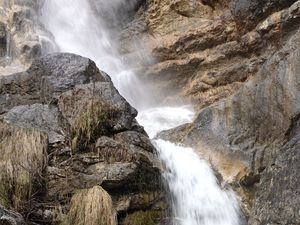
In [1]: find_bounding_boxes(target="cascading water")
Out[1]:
[40,0,147,109]
[137,108,241,225]
[40,1,241,225]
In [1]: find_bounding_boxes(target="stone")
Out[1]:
[2,103,66,144]
[0,53,106,114]
[0,204,24,225]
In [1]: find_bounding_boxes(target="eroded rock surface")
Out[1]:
[0,53,163,224]
[149,1,300,223]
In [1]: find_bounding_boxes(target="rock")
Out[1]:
[232,0,298,30]
[156,8,300,224]
[0,52,162,224]
[0,53,106,114]
[2,103,66,144]
[0,21,6,58]
[0,204,24,225]
[58,82,137,142]
[122,210,163,225]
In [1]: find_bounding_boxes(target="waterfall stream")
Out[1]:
[40,1,241,224]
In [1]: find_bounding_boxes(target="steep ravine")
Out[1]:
[0,1,299,225]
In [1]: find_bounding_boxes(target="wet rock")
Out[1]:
[0,21,6,58]
[157,10,300,224]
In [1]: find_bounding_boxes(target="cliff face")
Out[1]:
[0,0,299,225]
[123,0,300,224]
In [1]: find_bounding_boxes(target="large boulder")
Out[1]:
[0,53,162,224]
[0,204,24,225]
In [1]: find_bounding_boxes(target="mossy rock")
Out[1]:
[123,210,163,225]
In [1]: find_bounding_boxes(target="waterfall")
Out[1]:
[40,1,242,225]
[40,0,147,109]
[5,32,12,64]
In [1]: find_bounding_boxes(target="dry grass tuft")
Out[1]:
[71,100,117,151]
[0,121,48,211]
[62,186,117,225]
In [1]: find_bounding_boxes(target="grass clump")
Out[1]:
[123,210,163,225]
[61,186,117,225]
[0,121,48,211]
[71,100,117,151]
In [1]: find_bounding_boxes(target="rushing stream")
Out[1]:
[40,1,241,224]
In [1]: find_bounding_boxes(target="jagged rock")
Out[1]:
[156,8,300,224]
[2,103,65,144]
[232,0,298,30]
[0,205,24,225]
[58,82,137,135]
[0,53,162,224]
[0,53,106,114]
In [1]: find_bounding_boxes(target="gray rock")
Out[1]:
[58,82,137,134]
[2,103,65,144]
[232,0,298,29]
[0,21,6,58]
[0,205,24,225]
[0,53,106,113]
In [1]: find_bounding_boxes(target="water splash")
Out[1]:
[155,140,241,225]
[137,105,195,139]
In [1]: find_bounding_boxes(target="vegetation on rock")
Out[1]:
[0,121,47,211]
[61,186,117,225]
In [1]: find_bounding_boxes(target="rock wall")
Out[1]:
[126,0,300,224]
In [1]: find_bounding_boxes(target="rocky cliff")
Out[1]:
[122,0,300,224]
[0,0,299,225]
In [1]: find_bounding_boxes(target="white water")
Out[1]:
[40,0,147,109]
[40,1,241,225]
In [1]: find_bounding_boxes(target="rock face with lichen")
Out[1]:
[0,0,299,225]
[0,53,164,224]
[123,0,300,224]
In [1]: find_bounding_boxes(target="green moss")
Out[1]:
[123,210,163,225]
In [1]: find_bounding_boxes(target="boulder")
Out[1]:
[0,53,162,224]
[0,204,24,225]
